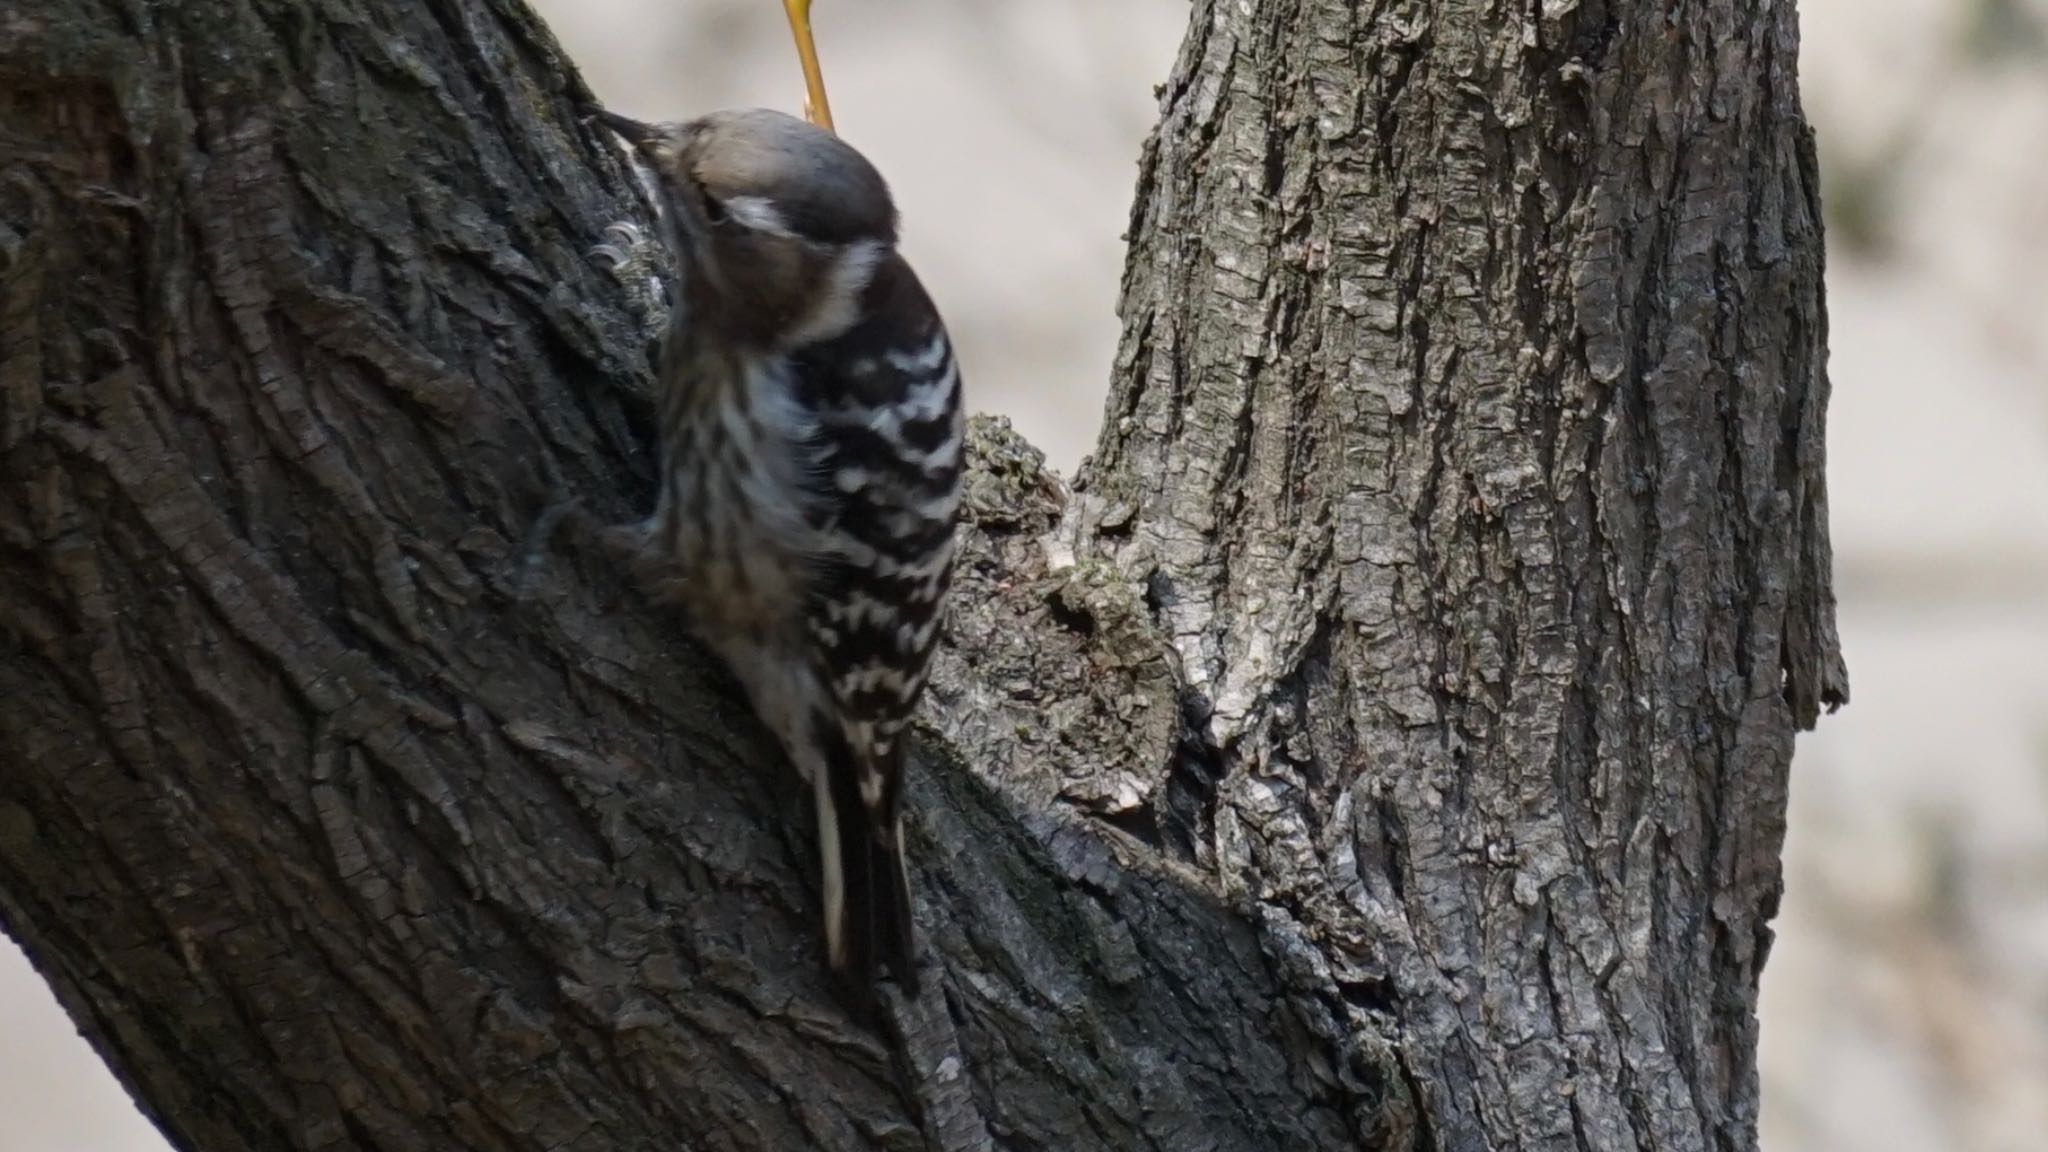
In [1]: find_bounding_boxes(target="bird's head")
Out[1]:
[601,108,899,351]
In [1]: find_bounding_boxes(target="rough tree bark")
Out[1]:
[0,1,1845,1151]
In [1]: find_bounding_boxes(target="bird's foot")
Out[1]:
[592,220,671,344]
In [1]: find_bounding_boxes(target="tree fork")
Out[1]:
[0,2,1843,1151]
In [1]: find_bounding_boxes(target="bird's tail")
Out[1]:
[813,721,919,997]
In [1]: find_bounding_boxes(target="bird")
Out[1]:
[589,69,962,1001]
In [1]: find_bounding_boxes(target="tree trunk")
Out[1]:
[0,2,1844,1151]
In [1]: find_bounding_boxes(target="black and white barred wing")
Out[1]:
[794,262,964,754]
[789,255,963,990]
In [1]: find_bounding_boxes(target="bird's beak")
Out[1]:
[592,109,660,150]
[781,0,836,132]
[586,109,725,297]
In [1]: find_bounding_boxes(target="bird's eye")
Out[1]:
[701,194,728,224]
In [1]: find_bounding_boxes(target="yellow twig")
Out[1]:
[780,0,836,132]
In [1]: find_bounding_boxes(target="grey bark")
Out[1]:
[0,2,1844,1152]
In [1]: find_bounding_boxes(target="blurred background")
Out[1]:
[4,0,2044,1149]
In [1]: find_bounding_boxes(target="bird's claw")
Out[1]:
[594,218,671,340]
[591,221,647,269]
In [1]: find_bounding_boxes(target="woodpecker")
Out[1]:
[593,106,962,999]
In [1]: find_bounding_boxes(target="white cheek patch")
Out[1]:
[722,195,797,237]
[784,239,887,347]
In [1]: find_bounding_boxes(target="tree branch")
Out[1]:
[0,3,1387,1149]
